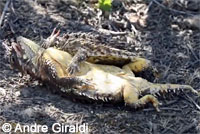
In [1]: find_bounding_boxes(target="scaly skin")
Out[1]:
[3,37,94,90]
[3,36,199,112]
[41,29,156,76]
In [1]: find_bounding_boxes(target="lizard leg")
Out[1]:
[118,58,152,76]
[122,57,159,81]
[122,83,161,111]
[121,63,135,75]
[128,95,161,112]
[67,49,88,75]
[122,57,152,73]
[39,51,94,90]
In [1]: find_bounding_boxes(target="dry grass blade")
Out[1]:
[184,93,200,111]
[0,0,11,28]
[98,28,127,36]
[152,0,196,16]
[178,119,198,134]
[185,42,199,61]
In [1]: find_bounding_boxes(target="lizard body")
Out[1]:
[41,30,154,75]
[3,36,199,111]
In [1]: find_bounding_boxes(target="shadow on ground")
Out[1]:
[0,0,200,133]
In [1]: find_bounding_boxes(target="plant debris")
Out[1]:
[0,0,200,133]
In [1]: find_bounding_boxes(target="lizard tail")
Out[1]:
[141,83,199,97]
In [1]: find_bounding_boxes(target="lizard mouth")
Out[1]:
[12,42,24,58]
[3,40,30,73]
[7,41,26,71]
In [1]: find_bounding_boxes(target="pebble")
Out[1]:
[15,91,21,97]
[0,87,6,96]
[21,108,35,117]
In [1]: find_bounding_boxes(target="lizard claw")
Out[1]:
[75,79,96,90]
[156,107,161,112]
[197,90,200,96]
[42,28,60,48]
[67,63,80,76]
[154,103,162,112]
[82,79,96,89]
[51,27,60,37]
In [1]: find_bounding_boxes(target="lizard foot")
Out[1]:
[197,90,200,96]
[42,28,60,48]
[154,102,162,112]
[76,79,96,90]
[67,63,80,76]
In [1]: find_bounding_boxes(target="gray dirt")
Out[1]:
[0,0,200,133]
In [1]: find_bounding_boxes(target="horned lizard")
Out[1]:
[3,36,199,112]
[41,29,157,76]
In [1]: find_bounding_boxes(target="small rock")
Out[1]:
[178,0,200,11]
[21,108,35,117]
[21,87,32,98]
[0,87,6,96]
[183,15,200,29]
[15,91,21,97]
[112,0,123,9]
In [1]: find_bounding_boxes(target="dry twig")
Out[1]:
[178,119,198,134]
[98,28,127,36]
[0,0,11,28]
[185,41,199,61]
[152,0,195,16]
[184,93,200,111]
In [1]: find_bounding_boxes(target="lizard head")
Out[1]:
[3,36,41,77]
[3,40,24,72]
